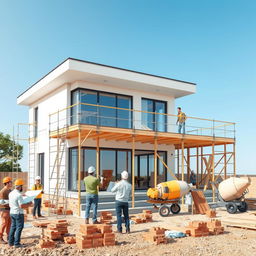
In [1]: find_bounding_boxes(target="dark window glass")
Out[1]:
[80,90,98,125]
[69,148,78,191]
[34,107,38,137]
[155,101,167,132]
[157,152,167,183]
[142,99,154,130]
[38,153,44,185]
[117,96,132,128]
[82,149,96,191]
[71,91,79,124]
[99,93,116,127]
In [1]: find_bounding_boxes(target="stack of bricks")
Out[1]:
[100,211,113,224]
[206,209,217,218]
[43,200,55,208]
[39,238,56,248]
[143,227,168,245]
[64,236,76,244]
[32,221,50,228]
[207,220,224,235]
[184,221,210,237]
[131,210,153,224]
[44,220,69,240]
[76,224,115,249]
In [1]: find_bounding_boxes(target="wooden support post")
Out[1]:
[132,136,135,208]
[96,136,100,178]
[187,148,190,183]
[196,147,199,188]
[212,143,215,202]
[200,147,203,185]
[154,137,158,187]
[233,143,236,176]
[181,140,185,204]
[78,129,81,217]
[177,149,180,180]
[224,144,227,179]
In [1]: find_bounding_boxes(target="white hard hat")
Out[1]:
[88,166,96,174]
[121,171,128,180]
[35,176,41,180]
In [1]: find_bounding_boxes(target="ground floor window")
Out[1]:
[68,147,167,191]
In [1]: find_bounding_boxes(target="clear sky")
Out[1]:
[0,0,255,174]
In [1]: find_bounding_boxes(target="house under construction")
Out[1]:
[17,58,236,216]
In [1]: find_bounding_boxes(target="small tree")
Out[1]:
[0,132,23,172]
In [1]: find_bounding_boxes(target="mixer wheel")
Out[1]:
[226,202,237,214]
[159,205,170,217]
[237,201,248,212]
[170,203,181,214]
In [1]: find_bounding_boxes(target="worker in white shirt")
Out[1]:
[8,179,32,248]
[111,171,132,234]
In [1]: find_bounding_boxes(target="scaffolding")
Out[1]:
[47,102,236,215]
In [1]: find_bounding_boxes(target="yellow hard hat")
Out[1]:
[3,177,12,184]
[15,179,24,186]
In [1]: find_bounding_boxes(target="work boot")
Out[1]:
[126,229,130,234]
[85,218,89,224]
[93,220,100,224]
[33,216,37,219]
[0,238,7,244]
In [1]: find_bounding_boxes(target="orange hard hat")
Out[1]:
[2,177,12,184]
[14,179,24,186]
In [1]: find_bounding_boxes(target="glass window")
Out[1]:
[34,107,38,137]
[117,96,132,128]
[142,99,154,130]
[155,101,167,132]
[99,93,116,127]
[158,152,167,183]
[139,155,149,189]
[69,148,78,191]
[71,91,79,124]
[38,153,44,185]
[80,90,98,125]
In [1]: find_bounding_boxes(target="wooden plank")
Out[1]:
[191,191,210,214]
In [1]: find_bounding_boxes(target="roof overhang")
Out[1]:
[17,58,196,106]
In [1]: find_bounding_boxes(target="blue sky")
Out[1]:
[0,0,255,174]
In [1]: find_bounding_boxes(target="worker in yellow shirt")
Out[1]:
[31,176,44,219]
[176,107,187,134]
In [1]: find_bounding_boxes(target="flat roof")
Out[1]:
[17,58,196,105]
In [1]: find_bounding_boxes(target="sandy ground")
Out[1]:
[0,209,256,256]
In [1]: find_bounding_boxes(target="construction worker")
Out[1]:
[0,177,13,244]
[111,171,132,234]
[84,166,104,224]
[176,107,187,134]
[31,176,44,219]
[8,179,32,248]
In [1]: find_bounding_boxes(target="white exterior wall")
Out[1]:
[28,80,176,193]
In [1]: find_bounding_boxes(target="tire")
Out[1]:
[238,201,248,212]
[170,203,181,214]
[159,205,170,217]
[226,202,238,214]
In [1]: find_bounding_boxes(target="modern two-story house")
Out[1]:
[17,58,236,216]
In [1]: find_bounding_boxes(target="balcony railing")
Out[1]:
[49,102,236,139]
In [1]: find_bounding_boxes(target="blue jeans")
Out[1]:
[9,214,24,246]
[33,198,42,216]
[115,201,130,232]
[178,122,185,134]
[85,194,98,222]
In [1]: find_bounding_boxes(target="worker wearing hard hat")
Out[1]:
[111,171,132,234]
[8,179,33,248]
[84,166,104,224]
[0,177,12,244]
[31,176,44,219]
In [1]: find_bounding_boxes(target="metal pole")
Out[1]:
[212,143,215,202]
[233,143,236,176]
[132,136,135,208]
[78,129,81,217]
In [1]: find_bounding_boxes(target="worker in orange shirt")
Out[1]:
[0,177,12,244]
[31,176,44,219]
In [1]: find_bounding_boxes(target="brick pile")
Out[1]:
[76,224,115,249]
[206,209,217,218]
[44,220,69,240]
[39,238,56,248]
[185,220,224,237]
[143,227,168,245]
[64,236,76,244]
[131,210,153,224]
[43,200,55,208]
[207,220,224,235]
[100,211,113,224]
[32,221,50,228]
[184,221,209,237]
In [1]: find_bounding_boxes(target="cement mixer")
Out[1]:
[212,177,251,214]
[146,180,191,217]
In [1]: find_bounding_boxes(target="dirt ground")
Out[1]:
[0,209,256,256]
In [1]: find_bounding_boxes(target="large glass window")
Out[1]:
[38,153,44,185]
[34,107,38,137]
[142,99,167,132]
[71,89,132,128]
[69,148,78,191]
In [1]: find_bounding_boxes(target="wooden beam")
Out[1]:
[224,144,227,179]
[212,143,215,202]
[196,147,199,188]
[154,137,158,187]
[201,147,203,185]
[96,136,100,178]
[132,136,135,208]
[181,140,185,204]
[177,149,180,180]
[156,153,177,180]
[78,129,81,217]
[81,128,94,146]
[187,148,190,183]
[233,143,236,176]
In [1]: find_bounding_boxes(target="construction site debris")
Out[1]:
[64,236,76,244]
[38,238,56,248]
[245,198,256,210]
[100,211,113,224]
[130,210,153,224]
[143,227,168,245]
[206,209,217,218]
[76,224,115,249]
